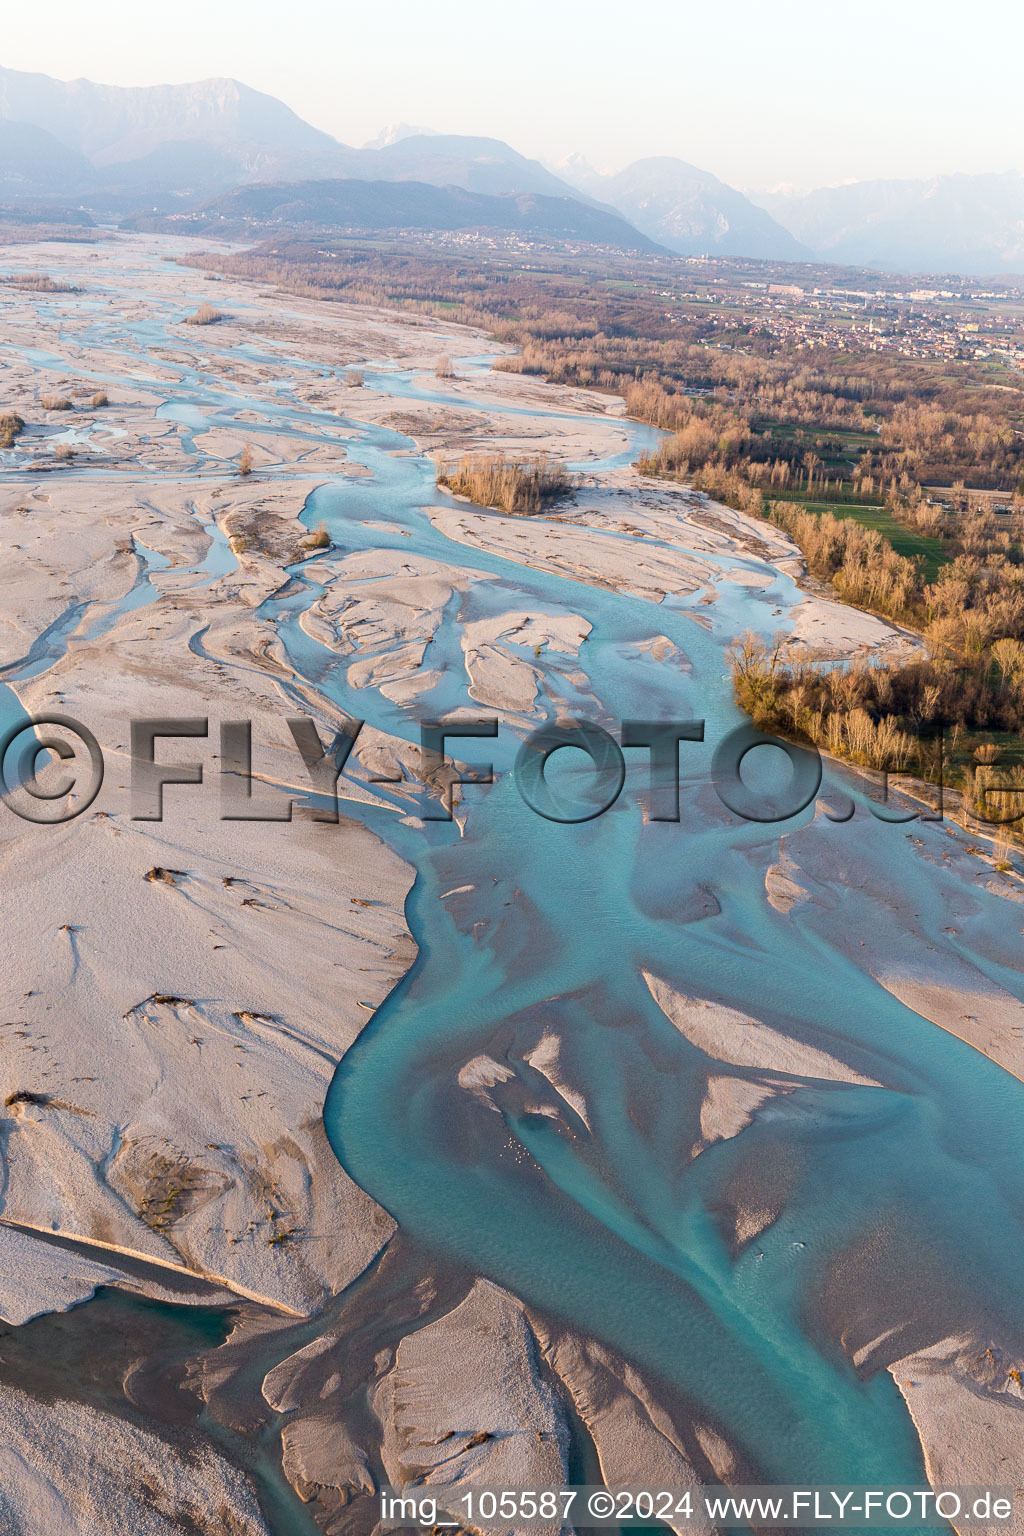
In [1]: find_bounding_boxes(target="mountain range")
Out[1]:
[0,65,1020,273]
[0,65,802,256]
[755,172,1024,275]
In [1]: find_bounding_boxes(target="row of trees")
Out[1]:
[727,631,1024,844]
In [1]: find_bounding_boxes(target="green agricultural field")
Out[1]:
[768,484,885,509]
[806,502,949,581]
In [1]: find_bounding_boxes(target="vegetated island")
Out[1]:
[436,452,576,515]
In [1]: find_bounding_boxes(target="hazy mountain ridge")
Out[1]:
[0,66,339,164]
[758,171,1024,273]
[567,156,809,259]
[371,133,581,199]
[362,123,440,149]
[128,177,665,251]
[0,67,593,202]
[0,119,97,195]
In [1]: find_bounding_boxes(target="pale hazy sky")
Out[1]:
[3,0,1020,190]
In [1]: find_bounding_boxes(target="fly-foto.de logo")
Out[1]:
[0,712,961,828]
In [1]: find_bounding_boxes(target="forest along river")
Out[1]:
[3,266,1024,1517]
